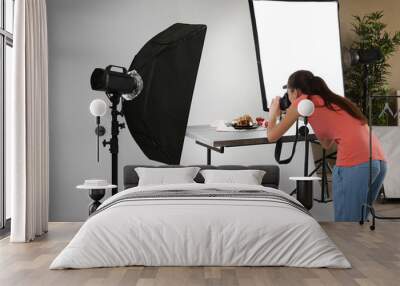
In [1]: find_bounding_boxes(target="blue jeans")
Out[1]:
[332,160,387,222]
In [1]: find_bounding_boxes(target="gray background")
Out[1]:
[47,0,332,221]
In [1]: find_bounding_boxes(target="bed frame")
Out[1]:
[123,165,280,190]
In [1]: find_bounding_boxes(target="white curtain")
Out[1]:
[7,0,49,242]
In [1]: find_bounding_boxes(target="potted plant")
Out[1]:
[344,11,400,126]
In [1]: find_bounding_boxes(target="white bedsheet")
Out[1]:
[50,183,350,269]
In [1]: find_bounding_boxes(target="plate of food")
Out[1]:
[230,115,259,129]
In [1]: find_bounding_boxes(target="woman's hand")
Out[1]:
[269,96,281,120]
[267,100,300,142]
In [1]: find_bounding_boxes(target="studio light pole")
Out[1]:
[289,99,321,210]
[343,47,400,229]
[90,66,143,195]
[298,99,315,176]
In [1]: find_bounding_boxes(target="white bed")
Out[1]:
[50,183,350,269]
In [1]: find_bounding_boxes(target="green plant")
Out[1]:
[344,11,400,125]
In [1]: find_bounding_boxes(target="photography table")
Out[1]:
[186,124,334,203]
[186,124,314,164]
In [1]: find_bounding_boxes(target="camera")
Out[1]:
[279,92,291,111]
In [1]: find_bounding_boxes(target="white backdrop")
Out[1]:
[252,0,344,108]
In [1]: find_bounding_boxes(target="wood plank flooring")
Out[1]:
[0,203,399,286]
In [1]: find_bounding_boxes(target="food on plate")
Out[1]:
[232,114,254,127]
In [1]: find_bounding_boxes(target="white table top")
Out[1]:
[76,184,117,190]
[289,176,321,181]
[186,123,315,148]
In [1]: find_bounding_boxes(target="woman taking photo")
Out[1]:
[267,70,386,222]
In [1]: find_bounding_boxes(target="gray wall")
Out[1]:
[48,0,332,221]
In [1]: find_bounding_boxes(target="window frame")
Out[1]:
[0,0,14,230]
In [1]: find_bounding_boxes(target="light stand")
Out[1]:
[89,95,124,194]
[89,23,207,194]
[359,65,400,230]
[90,65,142,193]
[342,47,400,229]
[290,100,321,210]
[102,94,125,196]
[303,117,310,177]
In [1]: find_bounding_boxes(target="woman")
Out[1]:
[267,70,386,222]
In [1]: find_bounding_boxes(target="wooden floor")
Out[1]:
[0,202,399,286]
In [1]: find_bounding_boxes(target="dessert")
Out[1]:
[232,114,254,127]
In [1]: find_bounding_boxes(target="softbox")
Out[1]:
[122,23,207,164]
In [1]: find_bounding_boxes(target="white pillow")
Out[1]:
[200,169,266,185]
[135,167,201,186]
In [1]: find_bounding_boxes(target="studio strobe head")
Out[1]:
[90,65,143,100]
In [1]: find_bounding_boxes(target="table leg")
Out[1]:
[296,180,313,210]
[207,148,211,165]
[88,189,105,215]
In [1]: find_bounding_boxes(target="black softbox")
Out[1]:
[122,23,207,164]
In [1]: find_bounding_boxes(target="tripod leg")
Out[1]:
[359,204,365,225]
[381,186,386,201]
[325,176,330,199]
[308,163,321,177]
[327,163,333,174]
[369,205,376,231]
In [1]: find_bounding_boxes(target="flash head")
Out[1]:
[350,48,383,65]
[342,48,383,67]
[90,65,143,100]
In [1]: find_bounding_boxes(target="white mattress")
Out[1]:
[50,183,350,269]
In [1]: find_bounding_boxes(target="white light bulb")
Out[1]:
[297,99,315,117]
[89,99,107,117]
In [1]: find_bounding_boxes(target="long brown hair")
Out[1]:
[287,70,367,124]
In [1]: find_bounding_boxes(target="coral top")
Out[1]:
[293,94,386,167]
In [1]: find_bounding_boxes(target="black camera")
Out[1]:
[279,92,291,111]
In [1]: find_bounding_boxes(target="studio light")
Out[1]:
[90,66,143,101]
[344,46,400,229]
[342,47,383,67]
[89,23,207,193]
